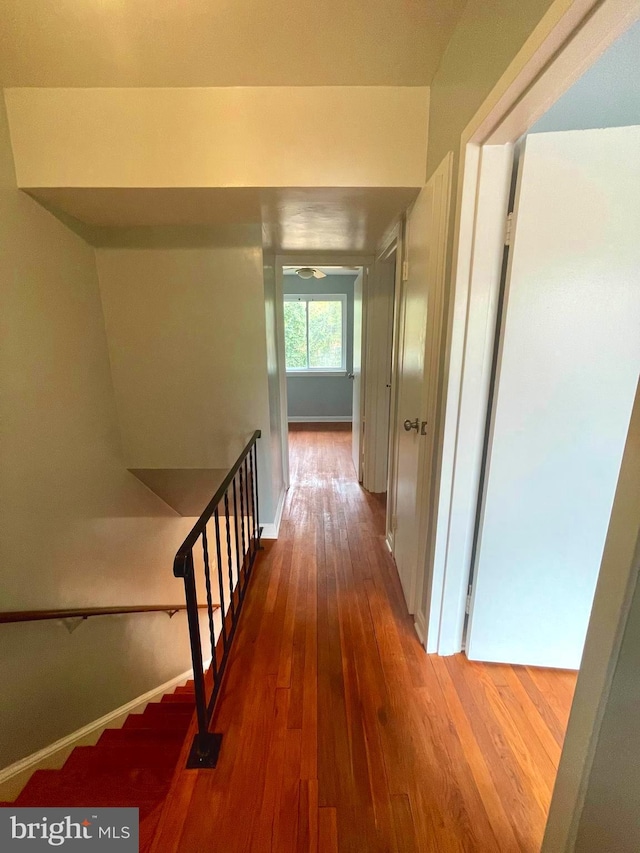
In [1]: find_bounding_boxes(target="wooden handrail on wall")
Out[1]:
[0,604,217,625]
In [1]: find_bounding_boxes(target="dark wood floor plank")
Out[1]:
[318,807,338,853]
[391,793,418,853]
[429,654,521,852]
[489,663,564,769]
[299,536,318,781]
[152,430,577,853]
[272,728,302,853]
[445,655,547,851]
[249,686,291,850]
[514,665,568,748]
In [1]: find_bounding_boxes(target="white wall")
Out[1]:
[4,87,430,190]
[0,93,197,769]
[95,229,277,522]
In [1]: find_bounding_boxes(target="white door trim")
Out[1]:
[383,225,406,551]
[413,151,454,636]
[365,225,401,496]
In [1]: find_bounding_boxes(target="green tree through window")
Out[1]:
[284,295,345,371]
[284,301,307,368]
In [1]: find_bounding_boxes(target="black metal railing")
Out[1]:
[173,430,262,768]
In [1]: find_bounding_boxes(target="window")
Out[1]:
[284,294,347,373]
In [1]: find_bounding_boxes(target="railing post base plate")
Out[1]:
[186,732,223,769]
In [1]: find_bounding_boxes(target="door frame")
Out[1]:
[275,253,374,488]
[383,153,453,625]
[372,223,404,546]
[351,267,366,482]
[429,0,640,655]
[426,0,640,848]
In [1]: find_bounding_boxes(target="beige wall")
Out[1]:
[0,93,198,769]
[426,0,555,180]
[95,229,278,522]
[544,383,640,851]
[5,87,429,190]
[576,561,640,851]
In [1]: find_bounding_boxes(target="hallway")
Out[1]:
[156,429,576,852]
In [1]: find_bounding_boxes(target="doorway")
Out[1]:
[427,16,640,666]
[428,6,640,848]
[467,122,640,667]
[275,257,371,488]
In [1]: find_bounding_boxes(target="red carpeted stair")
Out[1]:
[2,682,195,852]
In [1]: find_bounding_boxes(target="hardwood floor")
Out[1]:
[152,429,577,852]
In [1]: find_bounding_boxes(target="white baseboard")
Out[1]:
[414,610,427,646]
[287,415,352,423]
[260,486,287,540]
[0,665,201,802]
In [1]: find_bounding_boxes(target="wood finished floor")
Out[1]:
[154,429,577,852]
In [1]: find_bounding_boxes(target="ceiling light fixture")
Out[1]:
[295,267,327,279]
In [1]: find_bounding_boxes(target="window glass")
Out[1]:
[308,300,343,369]
[284,295,346,372]
[284,300,307,369]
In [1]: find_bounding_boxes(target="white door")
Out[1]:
[393,154,452,612]
[467,127,640,668]
[352,269,364,480]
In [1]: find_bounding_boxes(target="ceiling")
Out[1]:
[0,0,466,87]
[30,186,419,253]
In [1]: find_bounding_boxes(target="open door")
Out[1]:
[351,269,364,480]
[467,127,640,668]
[392,154,452,613]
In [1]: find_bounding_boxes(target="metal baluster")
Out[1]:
[249,443,257,549]
[232,476,242,602]
[239,461,247,583]
[214,507,228,650]
[244,456,254,570]
[223,492,235,619]
[183,551,220,768]
[253,443,261,546]
[173,432,261,769]
[201,527,218,681]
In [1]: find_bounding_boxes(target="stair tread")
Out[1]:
[142,703,194,715]
[98,728,185,746]
[21,766,169,788]
[10,695,193,823]
[123,714,192,732]
[64,743,181,773]
[17,768,168,816]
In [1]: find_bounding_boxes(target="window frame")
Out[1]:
[283,293,348,375]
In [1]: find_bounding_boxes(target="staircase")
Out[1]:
[0,682,195,852]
